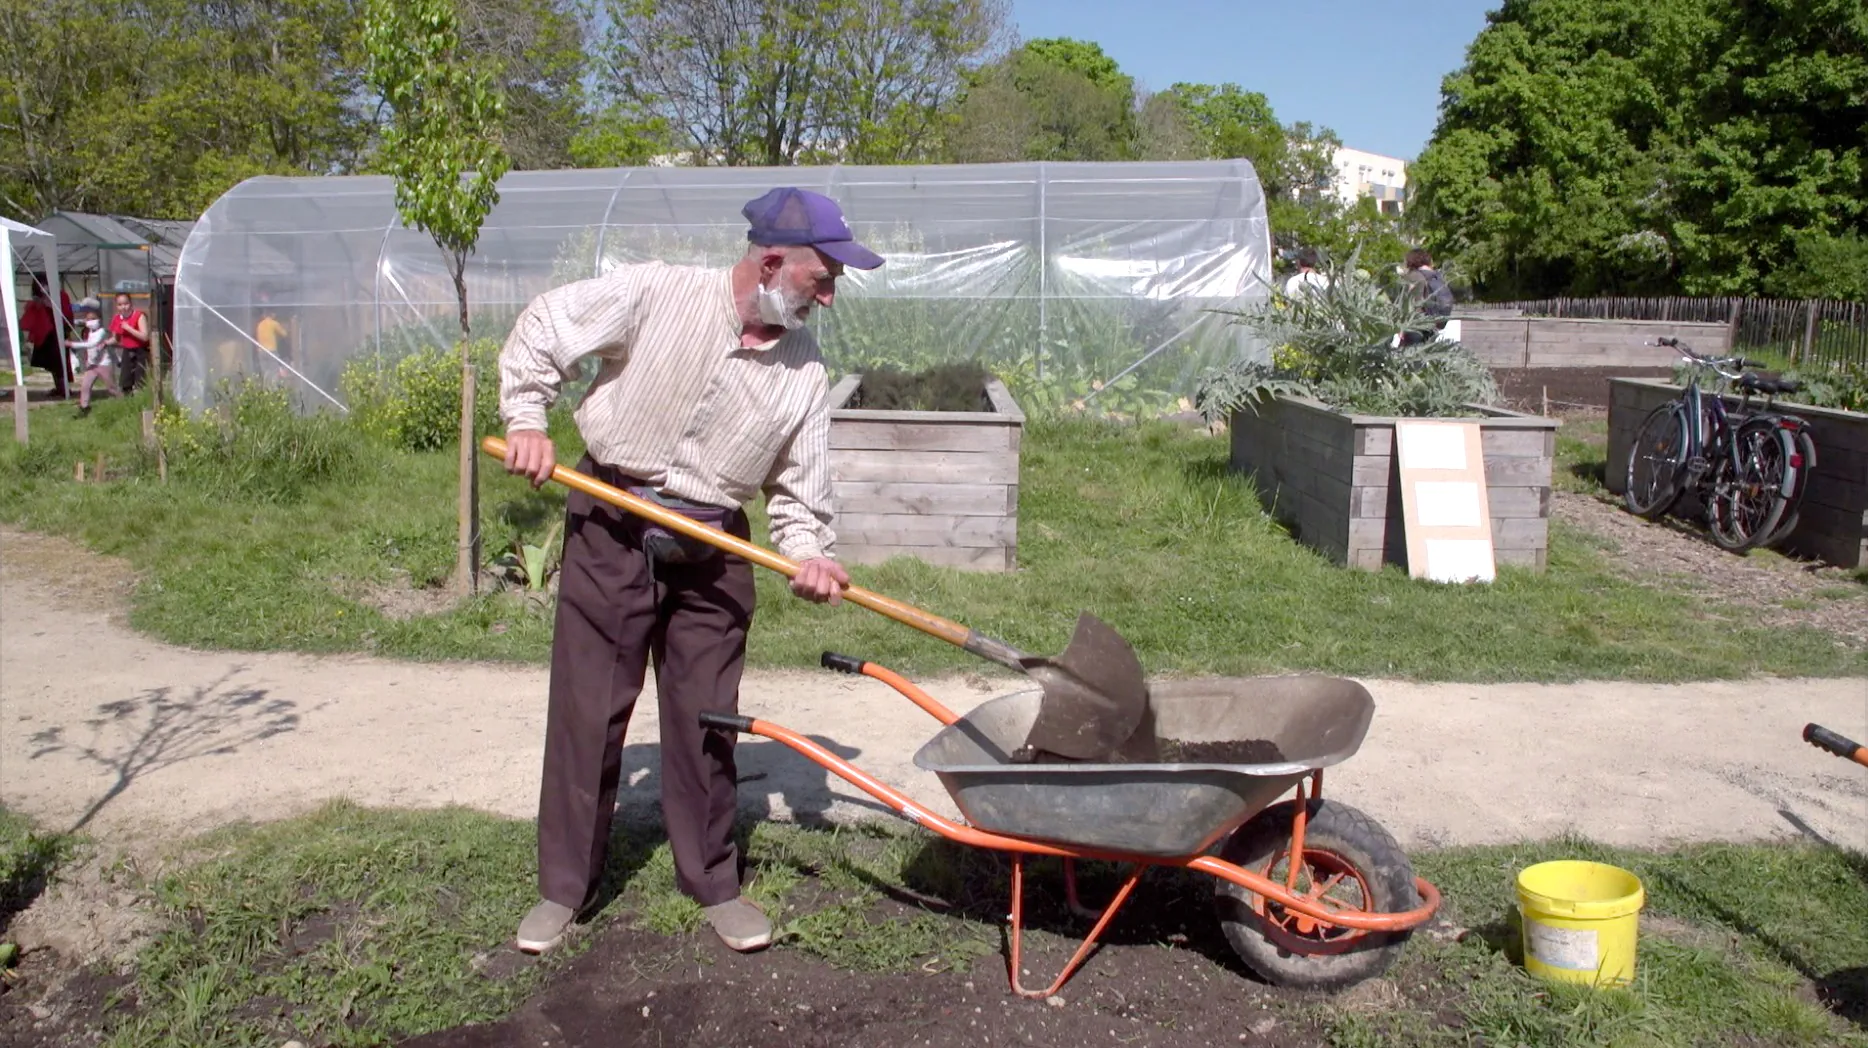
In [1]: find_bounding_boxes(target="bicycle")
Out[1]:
[1622,337,1811,553]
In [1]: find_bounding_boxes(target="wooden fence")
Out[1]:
[1481,297,1868,369]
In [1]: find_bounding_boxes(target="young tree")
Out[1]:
[363,0,511,595]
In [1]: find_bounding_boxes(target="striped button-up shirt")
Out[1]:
[497,261,837,562]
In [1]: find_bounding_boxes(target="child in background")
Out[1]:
[66,298,118,415]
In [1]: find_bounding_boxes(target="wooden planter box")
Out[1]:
[1227,395,1561,572]
[1606,378,1868,569]
[825,373,1023,572]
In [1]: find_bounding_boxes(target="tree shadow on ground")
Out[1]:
[25,666,311,834]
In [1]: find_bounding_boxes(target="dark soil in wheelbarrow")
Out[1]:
[396,891,1340,1048]
[1024,739,1289,765]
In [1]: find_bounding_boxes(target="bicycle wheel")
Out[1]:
[1707,421,1794,552]
[1761,423,1817,548]
[1624,401,1689,519]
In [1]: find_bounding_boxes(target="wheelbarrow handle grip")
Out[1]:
[700,712,753,734]
[821,652,865,675]
[479,437,1028,670]
[1804,723,1866,762]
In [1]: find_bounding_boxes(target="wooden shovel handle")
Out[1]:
[480,436,1022,666]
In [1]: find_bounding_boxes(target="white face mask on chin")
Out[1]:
[756,278,812,330]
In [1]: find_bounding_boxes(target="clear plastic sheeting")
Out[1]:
[171,160,1274,417]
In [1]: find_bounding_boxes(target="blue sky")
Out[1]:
[1008,0,1501,161]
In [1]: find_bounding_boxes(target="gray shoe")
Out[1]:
[703,896,771,952]
[516,899,577,954]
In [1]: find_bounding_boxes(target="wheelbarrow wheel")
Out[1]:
[1212,798,1418,992]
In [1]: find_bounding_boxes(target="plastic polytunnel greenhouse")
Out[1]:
[170,159,1275,419]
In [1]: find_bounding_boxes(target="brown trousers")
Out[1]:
[537,456,754,911]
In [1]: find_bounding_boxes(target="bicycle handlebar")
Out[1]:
[1649,337,1750,380]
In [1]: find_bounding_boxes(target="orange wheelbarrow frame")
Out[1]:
[701,656,1443,998]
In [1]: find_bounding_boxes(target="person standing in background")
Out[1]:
[21,283,68,397]
[109,293,152,393]
[67,298,118,415]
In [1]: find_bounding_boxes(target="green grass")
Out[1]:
[78,803,1868,1047]
[3,394,1863,682]
[1,806,77,951]
[1554,417,1610,496]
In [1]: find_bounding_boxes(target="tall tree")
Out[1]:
[944,38,1137,163]
[595,0,1006,166]
[820,0,1012,163]
[1669,0,1868,295]
[1411,0,1865,299]
[364,0,511,594]
[456,0,590,170]
[0,0,371,220]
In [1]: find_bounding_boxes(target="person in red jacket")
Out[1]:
[20,283,69,397]
[109,293,152,394]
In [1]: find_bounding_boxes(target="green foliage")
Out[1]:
[1791,361,1868,414]
[1694,358,1868,415]
[493,517,562,594]
[947,38,1137,162]
[363,0,511,339]
[1195,258,1500,422]
[1414,0,1868,299]
[0,0,373,219]
[1,807,73,940]
[568,102,676,167]
[339,339,503,452]
[155,381,366,503]
[595,0,1008,166]
[1764,231,1868,301]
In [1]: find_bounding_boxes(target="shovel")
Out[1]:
[480,437,1149,761]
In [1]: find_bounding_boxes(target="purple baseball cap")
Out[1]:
[742,187,885,270]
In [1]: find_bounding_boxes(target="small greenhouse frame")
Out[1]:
[170,160,1275,417]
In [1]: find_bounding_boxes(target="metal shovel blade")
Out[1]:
[1011,612,1150,763]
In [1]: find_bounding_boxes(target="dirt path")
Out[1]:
[6,526,1865,865]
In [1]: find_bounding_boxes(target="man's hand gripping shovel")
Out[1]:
[481,437,1149,762]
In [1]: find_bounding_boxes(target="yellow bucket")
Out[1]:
[1515,860,1645,987]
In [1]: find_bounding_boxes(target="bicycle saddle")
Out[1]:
[1738,373,1801,395]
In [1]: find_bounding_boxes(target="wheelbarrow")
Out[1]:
[703,655,1443,997]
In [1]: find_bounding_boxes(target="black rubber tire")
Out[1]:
[1624,402,1689,520]
[1707,420,1793,553]
[1761,426,1817,549]
[1212,798,1418,992]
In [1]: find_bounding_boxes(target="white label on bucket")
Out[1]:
[1526,920,1599,971]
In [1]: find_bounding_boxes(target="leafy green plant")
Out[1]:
[155,380,366,503]
[1193,256,1499,423]
[1683,357,1868,415]
[1772,359,1868,414]
[494,519,562,596]
[339,339,503,452]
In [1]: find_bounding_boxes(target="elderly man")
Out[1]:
[496,187,882,955]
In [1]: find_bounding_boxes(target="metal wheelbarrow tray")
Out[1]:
[700,653,1442,998]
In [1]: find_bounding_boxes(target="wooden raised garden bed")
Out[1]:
[1227,395,1561,572]
[1606,377,1868,569]
[825,370,1024,572]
